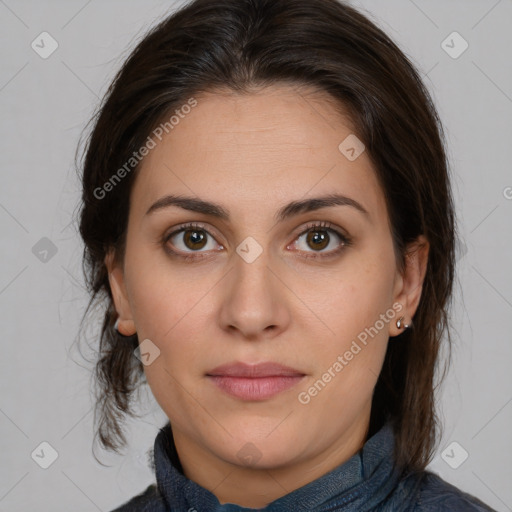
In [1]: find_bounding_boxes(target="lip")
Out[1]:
[206,362,306,401]
[206,361,305,378]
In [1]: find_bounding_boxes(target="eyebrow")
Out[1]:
[145,193,369,222]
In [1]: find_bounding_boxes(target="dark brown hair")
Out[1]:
[77,0,455,472]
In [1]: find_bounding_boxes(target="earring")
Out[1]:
[114,317,136,337]
[396,316,410,330]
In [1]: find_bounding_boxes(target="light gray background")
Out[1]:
[1,0,511,510]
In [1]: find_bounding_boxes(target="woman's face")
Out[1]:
[107,84,427,495]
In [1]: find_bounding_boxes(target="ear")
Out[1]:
[389,235,429,337]
[104,249,136,336]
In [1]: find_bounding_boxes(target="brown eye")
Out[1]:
[164,222,223,259]
[182,229,208,250]
[305,229,330,251]
[292,221,351,260]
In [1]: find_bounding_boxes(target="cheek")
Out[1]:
[128,274,208,360]
[123,246,216,375]
[124,233,201,332]
[298,280,394,424]
[124,259,211,419]
[306,250,396,376]
[316,257,395,334]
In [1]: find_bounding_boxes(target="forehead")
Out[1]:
[130,84,386,222]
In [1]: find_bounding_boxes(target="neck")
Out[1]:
[170,413,371,509]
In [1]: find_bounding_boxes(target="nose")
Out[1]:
[218,244,291,341]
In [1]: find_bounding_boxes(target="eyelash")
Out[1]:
[162,221,352,261]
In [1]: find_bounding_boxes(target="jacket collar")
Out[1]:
[153,420,401,511]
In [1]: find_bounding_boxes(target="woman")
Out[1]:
[77,0,496,510]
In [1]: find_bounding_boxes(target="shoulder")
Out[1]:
[110,483,167,512]
[408,470,497,511]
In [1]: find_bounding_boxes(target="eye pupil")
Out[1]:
[167,224,344,259]
[184,229,206,250]
[307,230,329,250]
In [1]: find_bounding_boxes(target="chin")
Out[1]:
[214,429,303,470]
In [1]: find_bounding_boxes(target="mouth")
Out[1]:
[206,361,306,401]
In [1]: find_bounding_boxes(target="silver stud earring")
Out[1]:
[396,316,410,330]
